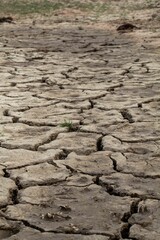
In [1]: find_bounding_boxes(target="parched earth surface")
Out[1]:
[0,2,160,240]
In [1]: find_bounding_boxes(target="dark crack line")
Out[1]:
[15,177,68,190]
[3,168,10,178]
[0,208,115,238]
[0,210,45,232]
[109,155,160,180]
[17,119,62,127]
[3,168,20,204]
[64,183,94,188]
[0,145,40,152]
[97,136,103,151]
[112,134,160,143]
[35,133,59,151]
[45,229,114,238]
[94,168,160,200]
[120,199,140,239]
[120,109,135,123]
[79,128,105,135]
[95,175,140,199]
[89,98,94,108]
[142,97,160,104]
[5,155,63,170]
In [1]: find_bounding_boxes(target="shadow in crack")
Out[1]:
[0,229,19,239]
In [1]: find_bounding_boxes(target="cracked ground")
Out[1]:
[0,1,160,239]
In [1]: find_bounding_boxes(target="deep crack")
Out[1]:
[89,98,94,108]
[10,189,19,205]
[121,199,140,239]
[3,169,10,178]
[97,136,103,151]
[120,109,134,123]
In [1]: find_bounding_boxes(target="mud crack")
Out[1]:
[120,109,134,123]
[121,199,140,239]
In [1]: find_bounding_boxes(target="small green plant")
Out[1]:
[60,119,74,132]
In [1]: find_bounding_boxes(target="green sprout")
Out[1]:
[60,119,75,132]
